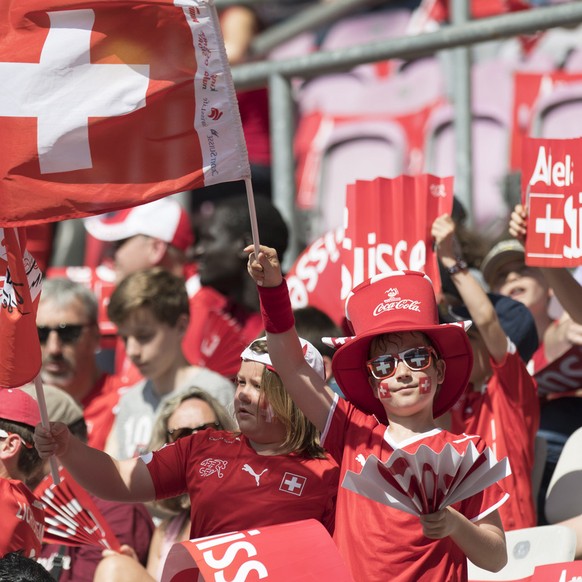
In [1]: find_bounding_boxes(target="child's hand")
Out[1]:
[419,507,457,539]
[33,422,71,458]
[508,203,528,242]
[431,214,458,266]
[245,244,283,288]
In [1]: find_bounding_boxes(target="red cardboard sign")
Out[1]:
[533,344,582,397]
[522,138,582,267]
[287,175,453,326]
[341,175,453,295]
[531,561,582,581]
[161,520,353,582]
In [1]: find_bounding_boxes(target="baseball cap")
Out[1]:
[480,239,525,289]
[20,384,84,426]
[446,293,539,363]
[84,198,194,252]
[323,271,473,421]
[241,337,326,380]
[0,389,41,428]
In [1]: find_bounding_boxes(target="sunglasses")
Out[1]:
[37,324,90,345]
[0,428,34,449]
[167,422,221,443]
[366,346,438,380]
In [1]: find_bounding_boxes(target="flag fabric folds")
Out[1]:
[0,227,43,387]
[0,0,250,226]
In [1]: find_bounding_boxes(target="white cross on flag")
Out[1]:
[0,0,250,226]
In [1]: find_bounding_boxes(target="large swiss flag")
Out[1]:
[0,0,250,226]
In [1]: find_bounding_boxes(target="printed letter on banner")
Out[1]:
[522,137,582,267]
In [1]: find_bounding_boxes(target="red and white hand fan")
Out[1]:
[342,441,510,516]
[34,468,121,550]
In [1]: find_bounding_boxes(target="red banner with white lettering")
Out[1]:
[522,138,582,267]
[160,520,354,582]
[0,228,43,387]
[287,176,453,326]
[0,0,250,226]
[534,344,582,397]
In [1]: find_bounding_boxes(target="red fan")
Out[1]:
[34,468,121,550]
[342,441,510,516]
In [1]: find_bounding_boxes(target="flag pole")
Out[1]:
[33,374,60,485]
[245,176,261,255]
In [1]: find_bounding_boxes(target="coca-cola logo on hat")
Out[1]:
[373,287,421,316]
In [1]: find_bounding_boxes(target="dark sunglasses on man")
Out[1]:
[37,323,91,345]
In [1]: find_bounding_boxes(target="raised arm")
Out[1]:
[34,422,155,503]
[432,214,508,363]
[246,245,334,431]
[510,203,582,324]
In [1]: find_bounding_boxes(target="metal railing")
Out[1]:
[230,2,582,264]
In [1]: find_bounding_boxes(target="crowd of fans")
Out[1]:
[2,0,582,580]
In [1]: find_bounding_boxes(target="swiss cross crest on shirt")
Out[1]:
[279,472,307,496]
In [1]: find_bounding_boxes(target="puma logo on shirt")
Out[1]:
[242,464,268,486]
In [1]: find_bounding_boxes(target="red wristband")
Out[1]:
[258,279,295,334]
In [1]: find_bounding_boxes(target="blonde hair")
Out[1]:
[247,339,326,459]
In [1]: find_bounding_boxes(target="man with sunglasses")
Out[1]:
[0,389,45,558]
[36,278,121,451]
[246,245,509,582]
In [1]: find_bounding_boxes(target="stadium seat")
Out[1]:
[529,81,582,139]
[311,119,409,235]
[467,525,577,581]
[544,427,582,524]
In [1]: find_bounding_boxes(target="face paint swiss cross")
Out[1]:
[419,377,431,394]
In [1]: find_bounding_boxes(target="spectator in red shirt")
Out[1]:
[25,384,154,582]
[0,390,45,559]
[433,213,539,530]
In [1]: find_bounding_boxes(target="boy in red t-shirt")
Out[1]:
[246,244,509,582]
[433,213,539,530]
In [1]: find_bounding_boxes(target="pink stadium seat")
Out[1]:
[307,120,408,236]
[530,81,582,139]
[423,102,511,239]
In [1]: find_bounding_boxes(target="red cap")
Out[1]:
[0,389,41,427]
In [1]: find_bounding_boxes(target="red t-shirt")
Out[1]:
[182,286,264,379]
[450,346,539,530]
[142,429,339,538]
[321,397,507,582]
[81,373,123,451]
[0,479,45,559]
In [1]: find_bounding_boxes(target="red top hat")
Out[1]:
[324,271,473,422]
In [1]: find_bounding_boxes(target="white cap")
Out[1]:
[241,337,325,380]
[84,198,193,251]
